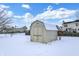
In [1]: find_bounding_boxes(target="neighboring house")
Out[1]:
[30,20,58,43]
[62,20,79,33]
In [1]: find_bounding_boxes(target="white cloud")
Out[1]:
[34,7,76,20]
[24,13,33,19]
[0,4,9,9]
[8,5,77,28]
[7,11,14,17]
[19,7,76,28]
[0,4,13,17]
[22,4,30,9]
[13,13,34,28]
[20,7,76,28]
[59,19,73,23]
[0,4,10,15]
[11,7,77,28]
[47,5,53,11]
[14,15,23,19]
[20,13,34,23]
[0,5,15,27]
[23,13,34,28]
[31,7,77,26]
[56,8,76,19]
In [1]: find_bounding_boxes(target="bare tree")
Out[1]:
[23,26,27,32]
[0,8,11,32]
[56,25,63,40]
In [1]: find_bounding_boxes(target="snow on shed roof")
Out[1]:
[32,20,58,30]
[44,23,58,30]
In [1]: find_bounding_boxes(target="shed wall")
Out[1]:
[30,20,57,43]
[45,30,57,42]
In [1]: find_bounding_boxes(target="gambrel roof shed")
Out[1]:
[30,20,58,43]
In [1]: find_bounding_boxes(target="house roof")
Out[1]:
[63,20,79,24]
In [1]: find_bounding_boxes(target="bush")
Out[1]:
[25,30,30,35]
[59,31,79,37]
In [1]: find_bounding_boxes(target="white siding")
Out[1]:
[30,20,57,43]
[62,22,79,32]
[46,30,57,42]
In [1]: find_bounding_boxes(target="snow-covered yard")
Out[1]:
[0,33,79,56]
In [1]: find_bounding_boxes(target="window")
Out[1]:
[65,29,68,32]
[73,29,76,33]
[64,24,67,27]
[76,23,78,26]
[36,23,39,24]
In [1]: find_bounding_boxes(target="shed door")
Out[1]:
[33,24,43,41]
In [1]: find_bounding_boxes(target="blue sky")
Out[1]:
[0,3,79,29]
[1,3,79,15]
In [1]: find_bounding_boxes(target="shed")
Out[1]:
[30,20,58,43]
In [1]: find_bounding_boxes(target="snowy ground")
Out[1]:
[0,33,79,56]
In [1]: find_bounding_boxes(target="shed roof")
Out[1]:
[31,20,58,30]
[44,23,58,30]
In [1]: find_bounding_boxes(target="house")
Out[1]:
[30,20,58,43]
[62,20,79,33]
